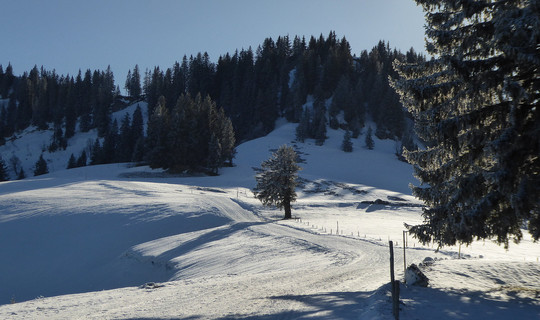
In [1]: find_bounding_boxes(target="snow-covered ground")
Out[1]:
[0,119,539,319]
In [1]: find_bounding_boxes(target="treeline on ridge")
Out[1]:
[0,31,425,175]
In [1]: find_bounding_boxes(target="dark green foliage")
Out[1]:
[341,130,353,152]
[76,150,87,167]
[0,33,425,183]
[9,155,22,178]
[312,94,327,146]
[49,125,66,152]
[295,108,310,142]
[145,94,236,174]
[330,76,353,128]
[132,137,145,163]
[314,115,327,146]
[393,0,540,247]
[145,96,170,169]
[102,119,118,163]
[125,65,142,100]
[0,33,416,150]
[254,145,301,219]
[0,156,9,181]
[67,154,77,169]
[365,127,374,150]
[17,168,26,180]
[34,154,49,176]
[64,80,77,139]
[211,105,236,166]
[0,105,6,145]
[117,113,133,162]
[90,138,104,165]
[131,105,144,145]
[207,134,222,175]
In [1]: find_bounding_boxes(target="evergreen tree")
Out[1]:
[125,65,142,99]
[167,94,190,171]
[117,113,133,162]
[365,126,374,150]
[392,0,540,247]
[67,154,77,169]
[295,108,310,143]
[77,150,87,167]
[9,155,22,177]
[207,134,222,175]
[145,96,170,168]
[64,85,77,139]
[17,168,26,180]
[78,69,93,132]
[5,97,16,137]
[102,119,118,163]
[131,65,142,99]
[131,104,144,157]
[351,79,366,130]
[132,137,146,163]
[314,114,327,146]
[330,76,353,128]
[90,138,104,165]
[34,154,49,176]
[213,107,236,166]
[341,129,353,152]
[49,125,66,152]
[124,69,132,97]
[0,156,9,181]
[0,105,6,145]
[254,145,301,219]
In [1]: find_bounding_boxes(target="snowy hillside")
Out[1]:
[0,101,149,180]
[0,120,539,319]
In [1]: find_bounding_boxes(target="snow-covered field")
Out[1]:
[0,120,539,319]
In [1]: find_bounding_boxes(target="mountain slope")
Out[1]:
[0,121,538,319]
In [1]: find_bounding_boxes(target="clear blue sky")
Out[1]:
[1,0,426,88]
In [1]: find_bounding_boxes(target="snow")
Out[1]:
[0,101,148,180]
[0,116,539,319]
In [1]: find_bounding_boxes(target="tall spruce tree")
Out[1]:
[341,129,353,152]
[117,113,133,162]
[393,0,540,247]
[0,156,9,181]
[34,154,49,176]
[254,145,301,219]
[17,168,26,180]
[146,96,170,169]
[77,150,87,167]
[90,138,104,165]
[67,154,77,169]
[207,134,222,175]
[365,126,374,150]
[295,108,310,143]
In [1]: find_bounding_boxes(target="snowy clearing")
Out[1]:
[0,122,539,319]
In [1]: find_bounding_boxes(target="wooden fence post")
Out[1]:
[389,240,399,320]
[403,231,408,278]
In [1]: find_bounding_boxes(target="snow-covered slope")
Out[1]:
[0,101,148,180]
[0,120,538,319]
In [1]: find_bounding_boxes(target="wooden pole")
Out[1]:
[403,231,407,278]
[389,240,399,320]
[389,240,395,285]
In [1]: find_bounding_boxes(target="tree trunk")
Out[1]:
[283,195,292,219]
